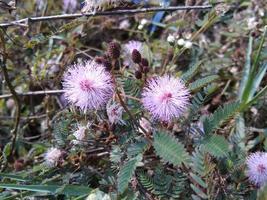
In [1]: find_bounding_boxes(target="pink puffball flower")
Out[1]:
[62,61,114,112]
[122,40,143,68]
[106,102,125,125]
[246,152,267,187]
[44,148,63,167]
[141,75,190,122]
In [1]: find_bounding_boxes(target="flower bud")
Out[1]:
[132,49,142,64]
[135,70,142,79]
[141,58,149,67]
[102,59,112,71]
[143,66,149,73]
[107,42,121,59]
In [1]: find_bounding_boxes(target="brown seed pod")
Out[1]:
[135,70,142,79]
[107,41,121,59]
[132,49,142,64]
[141,58,149,67]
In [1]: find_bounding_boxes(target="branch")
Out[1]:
[0,5,213,28]
[0,89,65,99]
[0,29,21,160]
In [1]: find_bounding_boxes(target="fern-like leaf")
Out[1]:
[202,134,230,158]
[153,132,189,166]
[189,75,219,92]
[117,155,142,194]
[182,61,203,83]
[190,146,212,200]
[203,101,240,135]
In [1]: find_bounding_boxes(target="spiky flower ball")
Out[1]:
[246,152,267,187]
[123,40,144,68]
[44,148,63,167]
[141,75,190,122]
[62,61,114,112]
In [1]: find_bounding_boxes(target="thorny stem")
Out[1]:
[0,5,213,28]
[0,29,21,167]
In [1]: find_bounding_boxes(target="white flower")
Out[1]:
[138,24,144,30]
[247,17,258,30]
[140,19,148,25]
[184,41,193,49]
[184,32,192,40]
[167,34,175,43]
[44,148,62,167]
[73,126,87,145]
[177,38,185,46]
[119,19,130,29]
[107,102,124,125]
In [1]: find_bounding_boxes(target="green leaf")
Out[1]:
[203,101,240,135]
[249,62,267,101]
[181,61,203,83]
[117,155,142,194]
[190,184,208,199]
[0,184,91,196]
[0,173,29,182]
[3,142,12,161]
[189,75,219,92]
[239,36,253,100]
[202,134,230,158]
[153,132,189,166]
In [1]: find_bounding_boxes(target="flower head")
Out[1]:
[63,0,78,13]
[82,0,118,13]
[122,40,143,68]
[73,125,87,145]
[106,102,124,125]
[141,75,190,122]
[246,152,267,187]
[44,148,63,167]
[62,61,114,112]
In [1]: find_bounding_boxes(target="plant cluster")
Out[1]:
[0,0,267,199]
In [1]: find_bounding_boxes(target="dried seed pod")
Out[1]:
[102,59,112,71]
[132,49,142,64]
[143,66,149,73]
[135,70,142,79]
[141,58,149,67]
[107,41,121,59]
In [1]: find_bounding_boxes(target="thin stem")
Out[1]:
[0,6,213,28]
[0,89,65,99]
[0,29,21,161]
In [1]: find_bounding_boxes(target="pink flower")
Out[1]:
[62,61,114,112]
[246,152,267,187]
[44,148,63,167]
[63,0,78,13]
[106,102,125,125]
[122,40,143,68]
[141,75,190,122]
[73,125,87,145]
